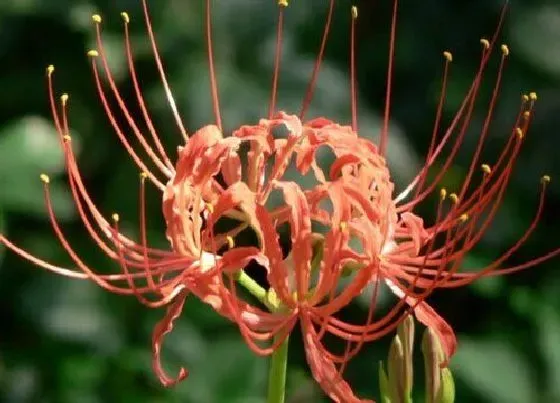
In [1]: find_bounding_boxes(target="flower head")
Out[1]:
[1,0,560,402]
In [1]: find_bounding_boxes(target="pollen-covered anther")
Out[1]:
[278,0,288,7]
[501,44,509,56]
[87,49,99,58]
[541,175,551,184]
[522,94,529,103]
[443,51,453,62]
[60,93,69,105]
[515,128,524,139]
[140,172,148,181]
[205,203,214,214]
[480,38,490,49]
[449,193,459,204]
[351,6,358,19]
[63,135,71,142]
[92,14,102,24]
[120,12,130,24]
[481,164,492,175]
[529,92,538,101]
[523,111,531,119]
[339,221,348,232]
[112,213,120,223]
[440,188,447,201]
[47,65,55,76]
[459,213,469,222]
[226,236,235,249]
[40,174,50,184]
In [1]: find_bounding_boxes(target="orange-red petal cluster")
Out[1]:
[2,1,560,402]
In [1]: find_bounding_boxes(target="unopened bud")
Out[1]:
[422,328,444,403]
[388,335,406,403]
[436,368,456,403]
[397,315,415,397]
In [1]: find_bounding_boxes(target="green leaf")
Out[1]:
[172,335,266,403]
[511,5,560,77]
[537,305,560,400]
[0,116,65,174]
[452,337,534,402]
[0,116,77,220]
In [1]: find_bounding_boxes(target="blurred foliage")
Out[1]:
[1,0,560,402]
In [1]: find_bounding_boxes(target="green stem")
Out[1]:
[236,270,268,302]
[266,335,289,403]
[235,270,287,402]
[236,270,279,311]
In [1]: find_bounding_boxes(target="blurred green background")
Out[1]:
[1,0,560,402]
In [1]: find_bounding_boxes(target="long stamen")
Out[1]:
[141,0,189,142]
[1,177,185,286]
[412,51,453,200]
[41,175,124,292]
[396,38,491,212]
[63,130,173,260]
[395,3,510,205]
[92,15,172,179]
[46,65,63,136]
[48,76,172,264]
[456,44,510,202]
[88,49,165,190]
[269,1,288,119]
[121,12,175,172]
[139,172,157,291]
[299,0,335,121]
[379,0,399,156]
[112,214,178,307]
[205,0,223,131]
[350,6,358,132]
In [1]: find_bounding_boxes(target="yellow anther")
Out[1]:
[47,65,55,76]
[92,14,102,24]
[339,221,348,232]
[449,193,459,204]
[61,93,69,105]
[541,175,551,184]
[112,213,120,222]
[460,213,469,222]
[501,44,509,56]
[40,174,50,184]
[522,94,529,102]
[140,172,148,181]
[443,51,453,62]
[87,49,99,57]
[480,38,490,49]
[351,6,358,19]
[481,164,491,174]
[440,188,447,200]
[529,92,538,101]
[515,127,524,139]
[120,12,130,23]
[278,0,288,7]
[226,236,235,249]
[63,135,71,142]
[523,111,531,119]
[206,203,214,214]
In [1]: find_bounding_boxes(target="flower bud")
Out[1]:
[422,327,455,403]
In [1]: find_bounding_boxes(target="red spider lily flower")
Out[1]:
[1,0,560,402]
